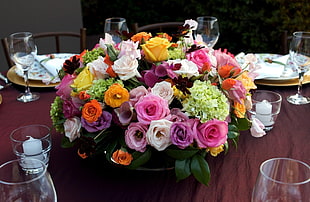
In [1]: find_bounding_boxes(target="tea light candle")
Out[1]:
[22,136,43,159]
[255,100,273,126]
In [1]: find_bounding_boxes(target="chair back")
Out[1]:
[1,28,87,69]
[132,22,184,34]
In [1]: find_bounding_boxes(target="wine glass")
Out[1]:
[0,158,57,201]
[196,16,220,48]
[252,158,310,202]
[287,31,310,105]
[8,32,40,102]
[104,17,129,44]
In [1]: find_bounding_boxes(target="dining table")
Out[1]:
[0,72,310,202]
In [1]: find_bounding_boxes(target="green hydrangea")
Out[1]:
[50,96,65,133]
[82,48,105,65]
[168,48,185,60]
[87,78,123,102]
[182,80,229,122]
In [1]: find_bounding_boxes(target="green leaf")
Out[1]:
[175,158,191,181]
[165,146,199,160]
[190,154,210,186]
[104,138,119,162]
[231,116,251,131]
[61,136,75,148]
[106,44,118,61]
[126,148,152,169]
[228,124,240,139]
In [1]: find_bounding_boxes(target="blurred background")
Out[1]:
[1,0,309,72]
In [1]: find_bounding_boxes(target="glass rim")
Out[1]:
[0,158,47,185]
[10,124,51,143]
[252,90,282,104]
[105,17,127,23]
[260,157,310,185]
[293,31,310,38]
[9,32,33,39]
[196,16,218,22]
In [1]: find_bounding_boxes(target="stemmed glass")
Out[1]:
[196,16,220,48]
[8,32,40,102]
[252,158,310,202]
[287,31,310,105]
[104,17,129,44]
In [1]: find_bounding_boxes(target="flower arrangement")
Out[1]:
[50,20,260,186]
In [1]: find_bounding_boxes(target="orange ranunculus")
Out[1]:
[104,55,117,78]
[141,37,171,63]
[156,33,172,41]
[218,64,241,78]
[112,149,133,165]
[79,91,90,100]
[131,32,152,43]
[234,99,246,118]
[202,62,212,73]
[222,78,237,90]
[104,83,130,108]
[236,71,257,91]
[77,149,88,159]
[82,99,102,123]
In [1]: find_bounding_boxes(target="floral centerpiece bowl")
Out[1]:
[50,20,261,185]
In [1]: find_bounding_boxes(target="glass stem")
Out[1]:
[23,69,31,95]
[297,71,304,95]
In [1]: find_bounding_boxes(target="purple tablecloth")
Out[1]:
[0,79,309,202]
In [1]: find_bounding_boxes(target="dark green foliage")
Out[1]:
[81,0,309,56]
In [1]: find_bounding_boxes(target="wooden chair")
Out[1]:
[132,22,184,34]
[280,30,292,55]
[1,28,87,68]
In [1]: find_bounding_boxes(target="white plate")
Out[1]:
[236,53,299,81]
[15,53,74,80]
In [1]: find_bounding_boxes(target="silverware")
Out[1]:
[0,73,12,90]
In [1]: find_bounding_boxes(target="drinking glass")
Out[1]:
[104,17,129,44]
[10,124,52,168]
[252,158,310,202]
[8,32,40,102]
[287,31,310,105]
[196,16,220,48]
[0,159,57,201]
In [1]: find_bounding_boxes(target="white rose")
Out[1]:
[113,55,141,80]
[250,117,266,138]
[151,81,173,102]
[168,59,199,78]
[64,117,81,142]
[88,56,110,79]
[146,119,172,151]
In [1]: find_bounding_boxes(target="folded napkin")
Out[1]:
[35,55,66,77]
[254,54,289,79]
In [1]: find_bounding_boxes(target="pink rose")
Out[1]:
[186,48,211,72]
[250,117,266,138]
[135,94,170,124]
[64,117,81,142]
[125,122,149,152]
[129,86,148,106]
[195,119,228,148]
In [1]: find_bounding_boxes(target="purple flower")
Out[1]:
[195,119,228,148]
[129,86,148,106]
[114,101,135,126]
[63,99,81,118]
[125,122,148,152]
[56,74,76,99]
[170,121,194,149]
[169,108,189,122]
[81,111,112,132]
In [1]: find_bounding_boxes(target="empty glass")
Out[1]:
[196,16,220,48]
[0,158,57,201]
[104,17,129,44]
[252,158,310,201]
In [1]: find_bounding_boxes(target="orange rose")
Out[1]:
[218,64,241,78]
[236,71,257,91]
[131,32,152,43]
[79,91,90,100]
[112,149,133,165]
[221,78,237,90]
[234,99,246,118]
[82,99,102,123]
[141,37,171,62]
[104,83,130,108]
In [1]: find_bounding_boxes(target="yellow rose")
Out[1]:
[71,66,94,92]
[141,37,171,62]
[236,71,256,91]
[207,145,224,157]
